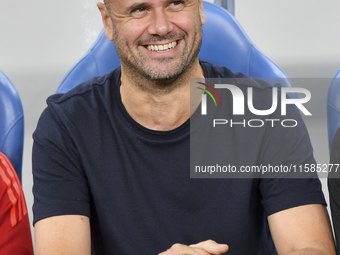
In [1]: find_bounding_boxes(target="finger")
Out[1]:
[159,243,208,255]
[189,240,229,254]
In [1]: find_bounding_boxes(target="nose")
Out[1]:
[147,8,173,36]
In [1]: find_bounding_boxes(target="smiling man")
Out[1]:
[32,0,335,254]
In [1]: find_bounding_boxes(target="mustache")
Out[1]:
[138,31,185,44]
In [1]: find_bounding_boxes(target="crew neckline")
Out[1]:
[111,61,212,142]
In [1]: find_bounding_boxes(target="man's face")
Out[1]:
[100,0,206,82]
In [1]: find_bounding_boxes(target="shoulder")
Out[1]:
[328,128,340,179]
[47,67,121,108]
[34,67,121,139]
[331,127,340,164]
[199,59,273,92]
[200,59,237,78]
[42,67,120,120]
[0,152,34,254]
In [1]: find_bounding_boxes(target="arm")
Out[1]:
[35,215,91,255]
[33,106,92,254]
[328,127,340,254]
[0,152,34,254]
[268,204,335,255]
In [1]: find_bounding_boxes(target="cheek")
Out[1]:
[120,20,149,41]
[170,12,201,34]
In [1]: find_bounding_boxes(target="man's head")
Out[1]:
[98,0,206,87]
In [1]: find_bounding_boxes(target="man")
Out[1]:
[328,127,340,254]
[32,0,335,254]
[0,152,34,254]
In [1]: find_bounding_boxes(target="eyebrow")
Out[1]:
[165,0,190,5]
[124,0,190,13]
[124,2,152,14]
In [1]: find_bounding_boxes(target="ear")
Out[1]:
[97,2,115,41]
[198,0,206,25]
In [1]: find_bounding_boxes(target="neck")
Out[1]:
[120,60,205,131]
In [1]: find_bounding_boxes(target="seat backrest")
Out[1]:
[327,68,340,151]
[57,1,293,94]
[0,70,24,181]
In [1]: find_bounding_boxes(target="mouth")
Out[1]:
[144,40,178,52]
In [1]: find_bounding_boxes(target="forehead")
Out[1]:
[109,0,194,8]
[106,0,203,18]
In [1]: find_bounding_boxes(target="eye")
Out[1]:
[132,7,147,13]
[171,1,184,6]
[168,1,185,10]
[130,5,150,17]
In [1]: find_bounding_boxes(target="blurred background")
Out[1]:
[1,0,339,239]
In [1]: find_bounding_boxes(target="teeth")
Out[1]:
[146,41,178,52]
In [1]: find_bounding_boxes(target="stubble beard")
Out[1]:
[114,22,203,94]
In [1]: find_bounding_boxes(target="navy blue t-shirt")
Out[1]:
[33,60,325,255]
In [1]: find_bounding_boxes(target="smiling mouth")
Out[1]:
[145,41,178,52]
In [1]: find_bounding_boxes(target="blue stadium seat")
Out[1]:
[0,70,24,181]
[57,1,293,93]
[327,68,340,151]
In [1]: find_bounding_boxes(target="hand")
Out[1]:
[159,240,229,255]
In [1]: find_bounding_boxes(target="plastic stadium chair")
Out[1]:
[0,70,24,181]
[328,68,340,151]
[57,1,293,93]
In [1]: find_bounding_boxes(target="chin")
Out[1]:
[147,70,183,82]
[143,63,186,81]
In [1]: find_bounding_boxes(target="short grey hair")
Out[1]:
[103,0,111,12]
